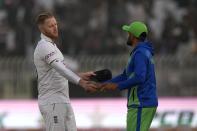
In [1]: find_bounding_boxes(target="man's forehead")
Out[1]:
[45,17,56,24]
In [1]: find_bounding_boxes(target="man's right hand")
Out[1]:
[99,83,117,92]
[78,79,98,92]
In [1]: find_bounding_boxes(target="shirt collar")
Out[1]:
[41,33,53,43]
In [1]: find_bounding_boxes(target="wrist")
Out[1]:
[76,77,81,85]
[78,78,85,86]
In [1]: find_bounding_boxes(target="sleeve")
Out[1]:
[38,42,60,64]
[116,52,147,90]
[50,59,81,85]
[105,69,127,83]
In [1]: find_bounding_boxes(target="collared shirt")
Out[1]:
[34,33,70,105]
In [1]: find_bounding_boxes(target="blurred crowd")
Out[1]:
[0,0,196,56]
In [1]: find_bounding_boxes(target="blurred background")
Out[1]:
[0,0,197,130]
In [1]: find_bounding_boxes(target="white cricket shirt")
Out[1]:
[34,34,77,105]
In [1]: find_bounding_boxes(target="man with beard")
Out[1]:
[100,21,158,131]
[34,12,97,131]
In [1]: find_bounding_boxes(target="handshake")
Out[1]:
[78,69,117,92]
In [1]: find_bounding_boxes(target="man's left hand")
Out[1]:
[79,71,96,81]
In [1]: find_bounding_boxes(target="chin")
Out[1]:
[54,33,58,38]
[54,35,58,39]
[52,34,58,39]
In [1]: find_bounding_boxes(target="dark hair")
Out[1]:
[36,12,54,25]
[138,32,147,41]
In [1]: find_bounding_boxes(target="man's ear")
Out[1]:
[38,24,44,32]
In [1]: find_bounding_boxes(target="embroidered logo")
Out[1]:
[45,51,55,60]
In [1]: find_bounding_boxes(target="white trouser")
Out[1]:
[39,103,77,131]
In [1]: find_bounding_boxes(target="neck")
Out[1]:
[50,37,58,43]
[132,39,139,48]
[41,33,55,43]
[51,38,56,43]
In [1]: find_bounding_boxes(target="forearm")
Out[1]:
[117,74,145,90]
[106,74,127,83]
[50,60,81,85]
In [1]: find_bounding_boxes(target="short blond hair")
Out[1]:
[36,12,54,25]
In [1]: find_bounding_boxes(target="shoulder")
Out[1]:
[134,48,151,59]
[34,39,55,58]
[36,39,55,53]
[38,39,54,49]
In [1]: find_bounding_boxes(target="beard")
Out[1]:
[126,36,133,46]
[44,30,58,40]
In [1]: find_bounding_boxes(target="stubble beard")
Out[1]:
[44,31,58,41]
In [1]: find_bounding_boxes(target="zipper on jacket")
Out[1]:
[133,88,135,101]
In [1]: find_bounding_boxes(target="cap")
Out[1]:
[122,21,148,38]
